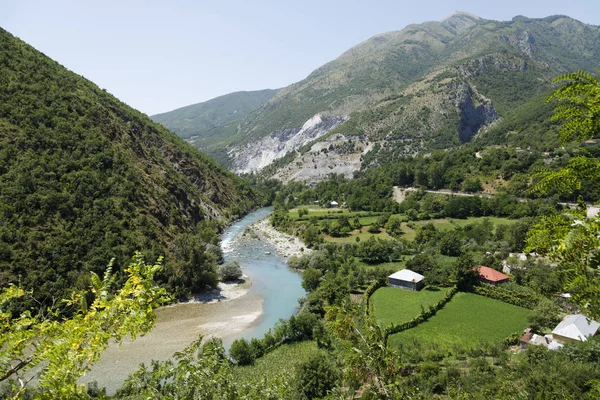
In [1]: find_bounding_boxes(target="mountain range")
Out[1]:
[153,13,600,182]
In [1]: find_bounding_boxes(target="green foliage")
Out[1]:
[371,286,455,328]
[382,287,457,339]
[548,70,600,143]
[230,338,255,366]
[525,71,600,319]
[472,283,544,310]
[294,353,339,399]
[527,213,600,319]
[0,28,258,308]
[234,341,322,388]
[0,253,169,398]
[116,336,294,399]
[301,268,322,293]
[218,260,243,281]
[151,89,278,141]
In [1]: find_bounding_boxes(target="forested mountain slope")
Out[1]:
[151,88,278,146]
[169,13,600,179]
[0,27,258,305]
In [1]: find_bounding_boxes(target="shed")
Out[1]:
[388,269,424,291]
[475,266,510,285]
[330,201,339,207]
[552,314,600,342]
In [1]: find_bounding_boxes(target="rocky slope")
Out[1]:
[158,13,600,180]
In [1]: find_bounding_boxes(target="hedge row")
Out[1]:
[383,287,458,342]
[473,284,540,310]
[363,277,387,311]
[502,331,524,348]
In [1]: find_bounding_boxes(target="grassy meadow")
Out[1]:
[387,292,530,351]
[371,286,454,328]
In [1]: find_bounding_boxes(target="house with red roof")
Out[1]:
[474,266,510,285]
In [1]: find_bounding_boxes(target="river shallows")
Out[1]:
[82,207,305,392]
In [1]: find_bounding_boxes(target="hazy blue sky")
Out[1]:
[2,0,598,115]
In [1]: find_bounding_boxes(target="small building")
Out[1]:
[475,266,510,285]
[552,314,600,342]
[520,328,564,351]
[330,201,339,207]
[388,269,425,291]
[584,139,597,146]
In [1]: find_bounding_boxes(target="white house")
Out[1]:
[552,314,600,342]
[388,269,425,291]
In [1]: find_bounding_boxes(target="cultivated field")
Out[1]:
[371,286,454,327]
[234,341,321,384]
[387,292,530,350]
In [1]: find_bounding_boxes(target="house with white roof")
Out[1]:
[552,314,600,342]
[388,269,424,291]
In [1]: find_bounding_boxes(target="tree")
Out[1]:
[302,268,323,292]
[462,177,483,193]
[218,260,243,281]
[439,230,463,257]
[294,353,339,399]
[385,216,403,237]
[229,337,254,365]
[0,253,169,398]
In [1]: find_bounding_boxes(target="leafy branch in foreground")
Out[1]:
[548,70,600,143]
[0,252,169,399]
[527,70,600,319]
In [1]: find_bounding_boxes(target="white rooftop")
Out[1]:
[388,269,424,283]
[552,314,600,341]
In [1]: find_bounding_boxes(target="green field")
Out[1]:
[388,292,530,350]
[401,217,519,240]
[234,341,321,385]
[324,226,393,243]
[287,208,519,244]
[371,287,454,327]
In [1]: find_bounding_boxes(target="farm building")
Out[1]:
[474,266,510,285]
[388,269,424,291]
[330,201,339,207]
[552,314,600,342]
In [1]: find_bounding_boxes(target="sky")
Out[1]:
[1,0,599,115]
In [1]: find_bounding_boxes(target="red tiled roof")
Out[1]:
[476,266,510,282]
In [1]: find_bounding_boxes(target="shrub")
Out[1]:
[218,260,242,281]
[230,338,254,365]
[294,353,339,399]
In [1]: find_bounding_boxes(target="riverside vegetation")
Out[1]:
[2,16,600,400]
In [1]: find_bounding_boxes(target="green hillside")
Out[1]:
[0,27,258,306]
[151,89,278,143]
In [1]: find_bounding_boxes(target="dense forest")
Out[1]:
[0,27,259,308]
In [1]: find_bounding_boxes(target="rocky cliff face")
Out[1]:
[453,83,499,143]
[231,114,347,173]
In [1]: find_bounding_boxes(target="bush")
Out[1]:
[302,268,323,292]
[218,260,242,281]
[230,338,254,365]
[294,353,339,399]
